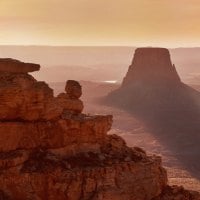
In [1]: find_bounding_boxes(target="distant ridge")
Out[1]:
[0,46,199,84]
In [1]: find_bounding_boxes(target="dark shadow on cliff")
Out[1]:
[100,83,200,179]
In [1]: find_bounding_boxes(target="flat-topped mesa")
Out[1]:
[122,48,181,87]
[0,58,40,73]
[105,47,200,112]
[57,80,84,114]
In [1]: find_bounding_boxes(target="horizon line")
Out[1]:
[0,44,200,49]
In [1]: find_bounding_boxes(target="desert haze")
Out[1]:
[1,0,200,199]
[0,46,200,200]
[0,46,200,85]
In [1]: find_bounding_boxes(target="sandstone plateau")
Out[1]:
[0,58,199,200]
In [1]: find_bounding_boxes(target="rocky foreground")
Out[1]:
[0,58,199,199]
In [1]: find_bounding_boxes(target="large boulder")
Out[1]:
[57,93,84,114]
[57,80,84,114]
[65,80,82,98]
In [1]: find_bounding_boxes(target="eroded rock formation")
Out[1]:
[56,80,84,114]
[122,48,181,87]
[106,47,200,112]
[0,58,199,200]
[0,58,40,73]
[0,73,62,121]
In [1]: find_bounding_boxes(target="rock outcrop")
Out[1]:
[153,186,200,200]
[56,80,84,114]
[0,58,199,200]
[0,72,62,121]
[122,48,181,86]
[106,47,200,112]
[65,80,82,98]
[0,58,40,73]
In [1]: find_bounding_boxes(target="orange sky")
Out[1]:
[0,0,200,47]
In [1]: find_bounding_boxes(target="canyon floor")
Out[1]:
[50,81,200,192]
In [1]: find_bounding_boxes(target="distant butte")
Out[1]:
[0,58,40,73]
[105,47,200,112]
[122,48,181,87]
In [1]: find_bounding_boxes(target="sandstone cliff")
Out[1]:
[0,58,199,200]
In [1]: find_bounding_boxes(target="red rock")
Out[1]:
[122,48,181,87]
[153,185,200,200]
[0,148,167,200]
[65,80,82,98]
[0,114,112,152]
[57,93,84,114]
[56,80,84,114]
[0,58,40,73]
[0,58,199,200]
[0,73,62,121]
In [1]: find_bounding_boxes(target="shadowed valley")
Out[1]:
[103,48,200,181]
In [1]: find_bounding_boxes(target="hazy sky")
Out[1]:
[0,0,200,47]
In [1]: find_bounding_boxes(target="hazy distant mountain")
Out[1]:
[105,47,200,112]
[0,46,199,84]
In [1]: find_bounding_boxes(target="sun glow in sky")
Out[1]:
[0,0,200,47]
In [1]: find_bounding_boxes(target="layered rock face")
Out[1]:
[0,58,199,200]
[0,73,62,121]
[106,48,200,112]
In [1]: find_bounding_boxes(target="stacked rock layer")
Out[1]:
[0,58,199,200]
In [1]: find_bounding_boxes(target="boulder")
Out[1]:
[56,80,84,114]
[65,80,82,98]
[57,93,84,114]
